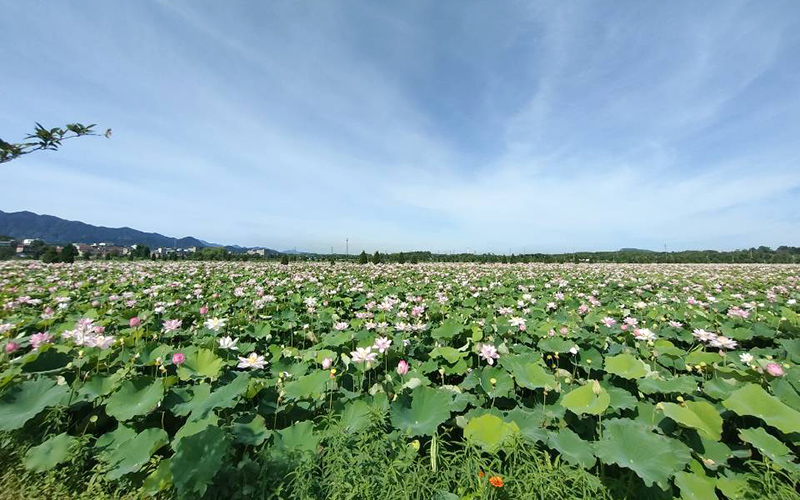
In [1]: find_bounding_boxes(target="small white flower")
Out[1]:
[237,352,267,370]
[204,317,227,331]
[709,336,737,350]
[739,353,754,364]
[218,336,239,350]
[633,328,656,342]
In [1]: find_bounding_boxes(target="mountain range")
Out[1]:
[0,209,280,253]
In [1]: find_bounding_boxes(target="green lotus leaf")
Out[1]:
[21,349,71,373]
[660,401,723,441]
[77,371,124,403]
[338,399,372,434]
[561,381,609,416]
[177,348,224,381]
[685,351,722,366]
[232,413,271,446]
[463,413,519,452]
[501,355,557,391]
[723,383,800,434]
[603,385,637,411]
[593,419,691,488]
[702,377,740,400]
[273,420,319,458]
[537,338,574,353]
[141,459,172,497]
[771,378,800,412]
[184,373,250,421]
[283,370,330,400]
[690,436,733,470]
[674,471,717,500]
[0,378,68,431]
[104,428,168,480]
[779,339,800,363]
[430,346,464,364]
[105,377,164,421]
[653,339,686,357]
[24,432,76,471]
[321,330,351,347]
[391,386,452,436]
[547,428,596,468]
[171,425,229,497]
[505,407,548,443]
[431,320,462,340]
[172,415,219,449]
[638,377,697,395]
[480,367,513,398]
[715,472,748,500]
[95,425,137,457]
[604,353,649,379]
[739,427,800,472]
[169,384,212,417]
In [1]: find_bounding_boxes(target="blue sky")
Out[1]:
[1,1,799,253]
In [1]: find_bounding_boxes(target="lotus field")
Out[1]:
[1,261,800,499]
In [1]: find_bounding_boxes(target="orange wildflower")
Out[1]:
[489,476,504,488]
[477,471,485,478]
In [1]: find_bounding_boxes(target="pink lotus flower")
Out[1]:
[509,317,526,331]
[91,335,115,350]
[321,357,333,370]
[373,336,392,353]
[334,321,349,331]
[480,344,499,365]
[601,317,616,328]
[766,363,784,377]
[172,352,186,365]
[163,319,182,332]
[396,360,409,375]
[30,332,53,350]
[727,307,750,319]
[5,342,19,354]
[350,346,377,364]
[200,305,209,315]
[130,317,141,328]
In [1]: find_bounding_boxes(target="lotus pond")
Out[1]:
[1,261,800,499]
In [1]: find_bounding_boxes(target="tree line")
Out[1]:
[2,236,798,264]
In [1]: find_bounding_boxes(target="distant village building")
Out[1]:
[73,244,92,257]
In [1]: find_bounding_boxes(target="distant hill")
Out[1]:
[618,248,656,253]
[0,210,214,249]
[282,249,315,255]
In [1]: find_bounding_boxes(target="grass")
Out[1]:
[1,409,799,499]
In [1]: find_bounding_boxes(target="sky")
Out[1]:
[1,1,799,254]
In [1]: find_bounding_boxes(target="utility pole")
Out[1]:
[346,238,349,256]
